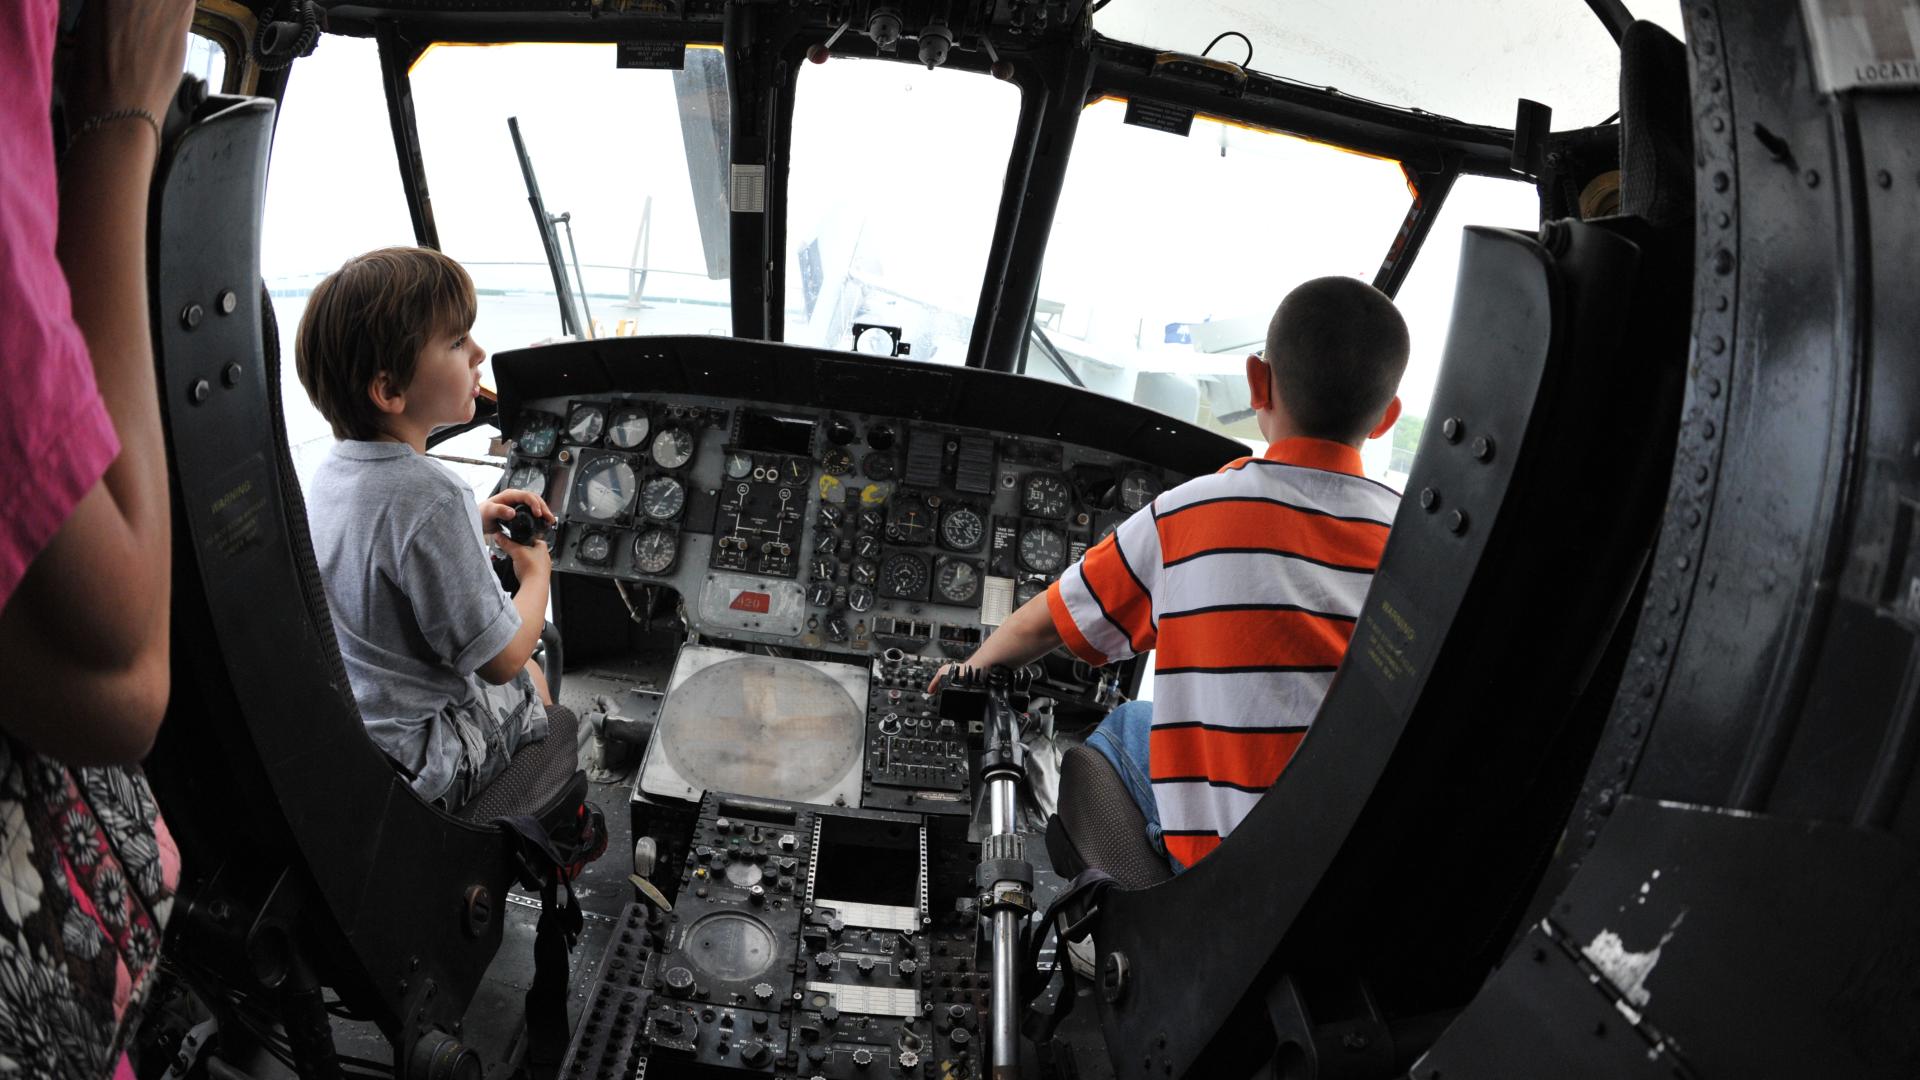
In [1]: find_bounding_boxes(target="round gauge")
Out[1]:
[505,464,547,499]
[1015,579,1046,608]
[848,584,875,612]
[859,508,886,532]
[807,581,836,607]
[810,557,837,582]
[575,457,637,522]
[1019,524,1067,574]
[1022,473,1073,519]
[863,454,896,480]
[515,414,560,458]
[577,530,612,566]
[856,326,896,356]
[815,535,838,558]
[640,475,686,521]
[854,534,883,559]
[1119,470,1161,513]
[567,404,606,445]
[651,428,695,469]
[939,506,984,551]
[785,458,811,483]
[818,505,845,530]
[606,409,650,450]
[724,451,753,480]
[822,449,854,476]
[632,527,678,575]
[851,559,878,586]
[886,494,936,546]
[935,560,980,605]
[880,554,929,600]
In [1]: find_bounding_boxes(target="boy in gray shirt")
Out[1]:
[295,247,555,810]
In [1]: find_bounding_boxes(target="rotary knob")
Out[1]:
[856,956,876,976]
[900,959,918,975]
[664,966,695,996]
[739,1041,772,1068]
[749,885,766,906]
[852,1048,875,1068]
[752,982,774,1004]
[815,951,836,970]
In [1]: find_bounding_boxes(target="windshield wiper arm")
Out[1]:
[508,116,591,340]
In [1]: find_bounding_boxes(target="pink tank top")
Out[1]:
[0,0,121,611]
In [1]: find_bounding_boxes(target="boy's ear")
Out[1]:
[1245,354,1273,412]
[368,371,407,417]
[1366,395,1403,440]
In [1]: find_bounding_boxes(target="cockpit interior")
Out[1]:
[21,1,1920,1078]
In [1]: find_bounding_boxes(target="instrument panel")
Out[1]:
[500,392,1181,662]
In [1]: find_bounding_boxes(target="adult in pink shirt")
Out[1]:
[0,2,193,1075]
[0,0,193,760]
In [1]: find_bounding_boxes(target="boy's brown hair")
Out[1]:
[294,247,478,441]
[1265,276,1410,444]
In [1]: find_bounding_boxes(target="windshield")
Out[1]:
[784,58,1021,363]
[1095,0,1688,128]
[1029,99,1413,458]
[410,43,734,350]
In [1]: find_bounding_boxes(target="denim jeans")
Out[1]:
[1083,700,1184,873]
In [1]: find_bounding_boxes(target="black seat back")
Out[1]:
[144,95,580,1059]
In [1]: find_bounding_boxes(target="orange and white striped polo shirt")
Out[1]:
[1046,437,1398,868]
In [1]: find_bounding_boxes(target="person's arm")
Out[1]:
[476,537,551,685]
[0,0,194,764]
[928,591,1062,693]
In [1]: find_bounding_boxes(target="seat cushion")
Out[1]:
[457,704,581,822]
[1056,744,1175,890]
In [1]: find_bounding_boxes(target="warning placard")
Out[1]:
[1803,0,1920,91]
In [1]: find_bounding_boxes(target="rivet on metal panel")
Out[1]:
[1447,510,1469,535]
[1687,508,1702,528]
[1711,171,1730,193]
[1714,249,1734,275]
[1702,420,1716,440]
[1442,416,1463,443]
[189,379,210,404]
[1877,170,1893,189]
[218,289,238,315]
[1694,465,1710,483]
[222,362,242,388]
[1804,169,1820,188]
[1710,336,1726,354]
[1419,487,1440,512]
[1471,435,1494,462]
[1707,377,1722,398]
[181,303,204,329]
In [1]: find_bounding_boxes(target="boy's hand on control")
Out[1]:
[481,489,555,535]
[503,537,551,578]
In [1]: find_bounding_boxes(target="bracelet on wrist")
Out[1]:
[68,107,162,152]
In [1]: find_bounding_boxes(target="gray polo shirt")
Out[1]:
[307,440,546,803]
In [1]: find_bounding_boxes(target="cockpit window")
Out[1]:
[1094,1,1688,128]
[185,31,226,92]
[410,44,734,350]
[784,59,1021,364]
[1028,100,1412,465]
[262,36,416,487]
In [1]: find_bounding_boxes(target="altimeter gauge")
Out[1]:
[1018,524,1066,574]
[651,427,695,469]
[632,527,678,575]
[640,475,686,521]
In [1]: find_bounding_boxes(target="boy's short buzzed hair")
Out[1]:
[295,247,477,441]
[1265,276,1411,444]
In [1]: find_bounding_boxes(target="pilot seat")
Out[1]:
[138,86,600,1079]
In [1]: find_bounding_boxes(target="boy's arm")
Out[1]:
[929,590,1063,691]
[476,538,551,684]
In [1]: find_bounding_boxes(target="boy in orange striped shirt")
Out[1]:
[934,277,1409,871]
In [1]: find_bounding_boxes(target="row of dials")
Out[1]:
[574,525,681,576]
[569,454,688,526]
[513,403,704,470]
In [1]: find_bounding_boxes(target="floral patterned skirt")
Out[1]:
[0,736,178,1079]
